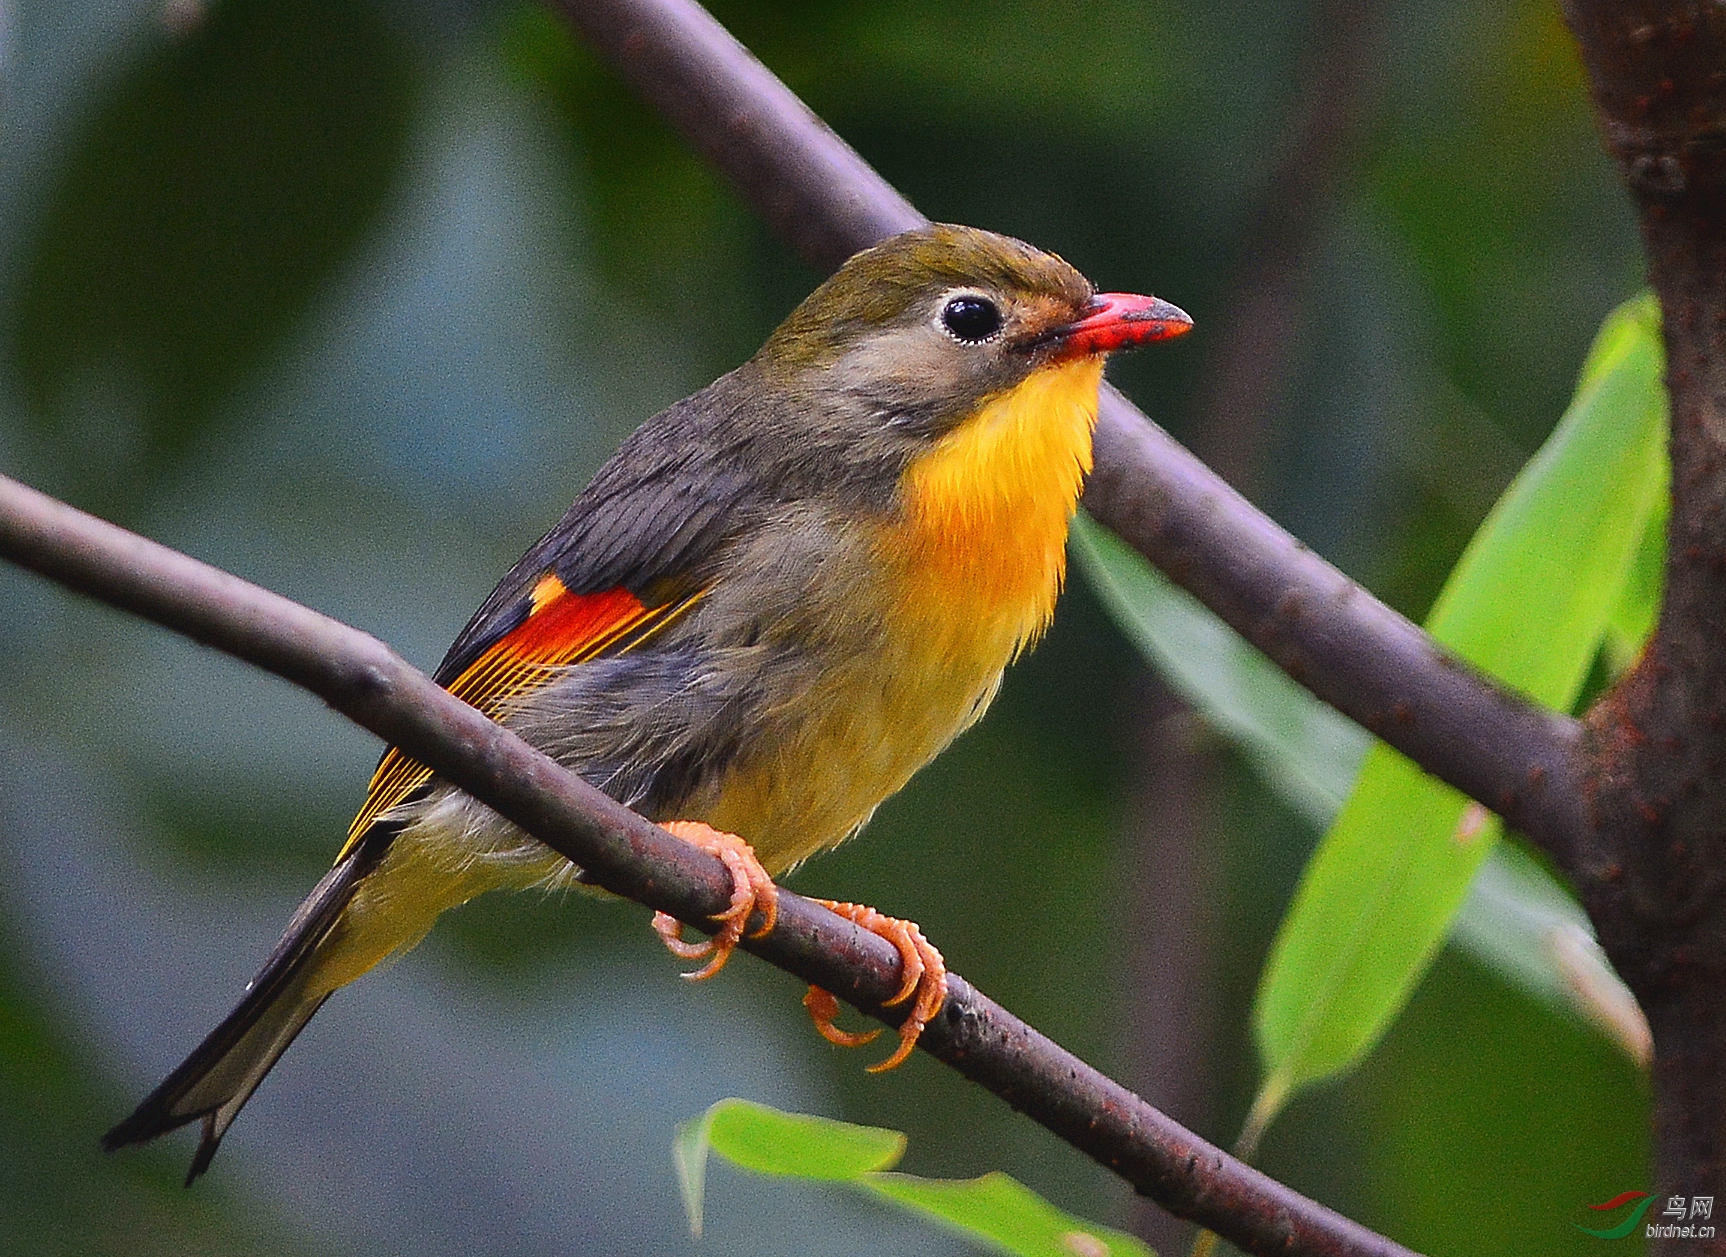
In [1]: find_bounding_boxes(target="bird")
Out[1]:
[101,223,1192,1183]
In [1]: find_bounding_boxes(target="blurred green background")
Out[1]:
[0,0,1650,1253]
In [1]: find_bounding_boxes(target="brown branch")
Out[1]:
[1561,5,1726,1251]
[0,473,1418,1257]
[548,0,1589,875]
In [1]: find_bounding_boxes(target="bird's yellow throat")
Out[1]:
[893,355,1104,651]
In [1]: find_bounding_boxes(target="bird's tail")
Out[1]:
[102,836,388,1183]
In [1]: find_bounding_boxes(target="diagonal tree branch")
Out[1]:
[0,474,1420,1257]
[547,0,1589,876]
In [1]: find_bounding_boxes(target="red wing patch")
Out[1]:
[339,575,697,856]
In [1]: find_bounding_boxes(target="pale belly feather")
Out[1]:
[698,611,1017,873]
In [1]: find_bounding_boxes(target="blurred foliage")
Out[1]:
[8,0,416,515]
[0,924,317,1257]
[0,0,1651,1255]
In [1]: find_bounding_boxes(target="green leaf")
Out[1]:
[1453,843,1650,1066]
[701,1098,907,1179]
[673,1099,904,1236]
[1073,516,1642,1049]
[865,1172,1153,1257]
[1252,292,1666,1106]
[1072,515,1367,818]
[673,1100,1152,1256]
[1603,485,1667,676]
[8,0,416,511]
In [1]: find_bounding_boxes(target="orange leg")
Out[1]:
[650,821,778,981]
[801,900,947,1072]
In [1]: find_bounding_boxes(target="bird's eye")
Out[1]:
[940,295,1003,344]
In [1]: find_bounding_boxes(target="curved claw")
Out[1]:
[652,911,714,959]
[803,900,947,1072]
[652,821,778,982]
[803,986,882,1049]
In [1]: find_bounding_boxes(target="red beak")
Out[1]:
[1050,292,1193,361]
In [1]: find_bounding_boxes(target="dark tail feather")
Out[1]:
[103,837,385,1183]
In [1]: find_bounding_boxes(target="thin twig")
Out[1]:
[0,475,1420,1257]
[547,0,1588,875]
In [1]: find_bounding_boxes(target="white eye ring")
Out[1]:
[938,292,1004,345]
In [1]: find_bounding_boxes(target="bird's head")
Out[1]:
[756,223,1191,442]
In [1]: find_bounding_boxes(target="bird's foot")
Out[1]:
[651,821,778,981]
[801,901,946,1072]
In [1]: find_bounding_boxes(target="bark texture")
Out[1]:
[1565,4,1726,1247]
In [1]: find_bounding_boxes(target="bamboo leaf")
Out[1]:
[1252,292,1666,1106]
[1603,486,1667,676]
[673,1099,1152,1256]
[1074,516,1642,1051]
[866,1172,1152,1257]
[1073,515,1365,818]
[673,1097,905,1234]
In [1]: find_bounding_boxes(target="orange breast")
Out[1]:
[889,355,1104,659]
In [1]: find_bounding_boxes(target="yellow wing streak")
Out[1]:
[338,579,700,858]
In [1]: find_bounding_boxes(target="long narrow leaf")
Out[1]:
[1603,485,1667,676]
[675,1098,904,1236]
[674,1099,1153,1256]
[1073,517,1641,1052]
[868,1172,1150,1257]
[1252,293,1666,1106]
[1073,515,1366,818]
